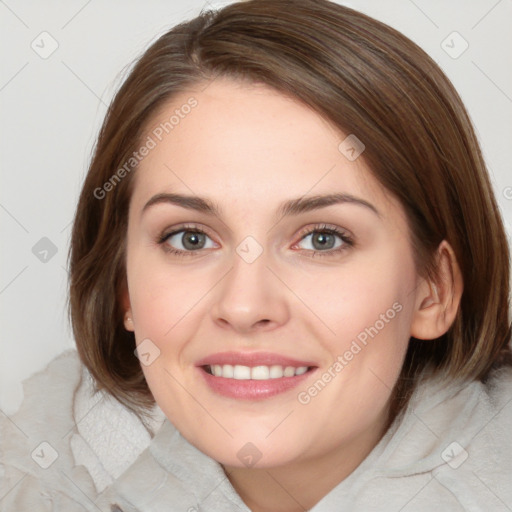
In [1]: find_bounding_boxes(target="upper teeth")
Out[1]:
[208,364,309,380]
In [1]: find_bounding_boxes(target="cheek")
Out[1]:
[303,250,413,346]
[127,258,212,422]
[127,250,212,340]
[296,247,415,405]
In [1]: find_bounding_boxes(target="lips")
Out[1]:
[196,351,318,400]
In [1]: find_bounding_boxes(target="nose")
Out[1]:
[210,248,290,334]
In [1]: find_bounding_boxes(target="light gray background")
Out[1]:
[1,0,511,414]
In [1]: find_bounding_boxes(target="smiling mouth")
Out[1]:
[202,364,315,380]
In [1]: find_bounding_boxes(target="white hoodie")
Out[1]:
[1,350,511,511]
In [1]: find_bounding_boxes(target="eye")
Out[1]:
[157,223,353,258]
[293,224,353,257]
[158,226,217,256]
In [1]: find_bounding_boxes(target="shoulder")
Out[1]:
[351,365,512,511]
[436,366,512,510]
[466,365,512,467]
[412,365,512,508]
[405,363,512,436]
[0,350,98,511]
[1,350,83,438]
[457,365,512,468]
[1,349,83,440]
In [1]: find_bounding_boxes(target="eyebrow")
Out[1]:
[141,192,380,218]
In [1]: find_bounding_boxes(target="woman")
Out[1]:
[1,1,511,510]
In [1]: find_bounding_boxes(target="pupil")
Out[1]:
[313,232,334,250]
[183,232,205,250]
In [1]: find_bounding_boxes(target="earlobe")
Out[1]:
[119,278,134,332]
[410,240,463,340]
[124,311,134,332]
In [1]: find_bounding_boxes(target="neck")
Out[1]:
[222,409,390,512]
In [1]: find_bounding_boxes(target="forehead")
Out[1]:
[131,78,398,221]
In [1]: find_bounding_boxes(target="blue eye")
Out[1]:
[294,224,354,257]
[157,223,354,258]
[159,227,216,256]
[298,231,343,251]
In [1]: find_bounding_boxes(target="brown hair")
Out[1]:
[69,0,511,421]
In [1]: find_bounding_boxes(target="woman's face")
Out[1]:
[124,78,421,469]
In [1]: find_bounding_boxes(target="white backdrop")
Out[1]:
[1,0,511,414]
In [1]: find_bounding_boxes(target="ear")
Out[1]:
[119,278,134,332]
[410,240,463,340]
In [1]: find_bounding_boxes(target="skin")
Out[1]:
[123,77,463,512]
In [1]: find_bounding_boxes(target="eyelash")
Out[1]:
[157,223,354,259]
